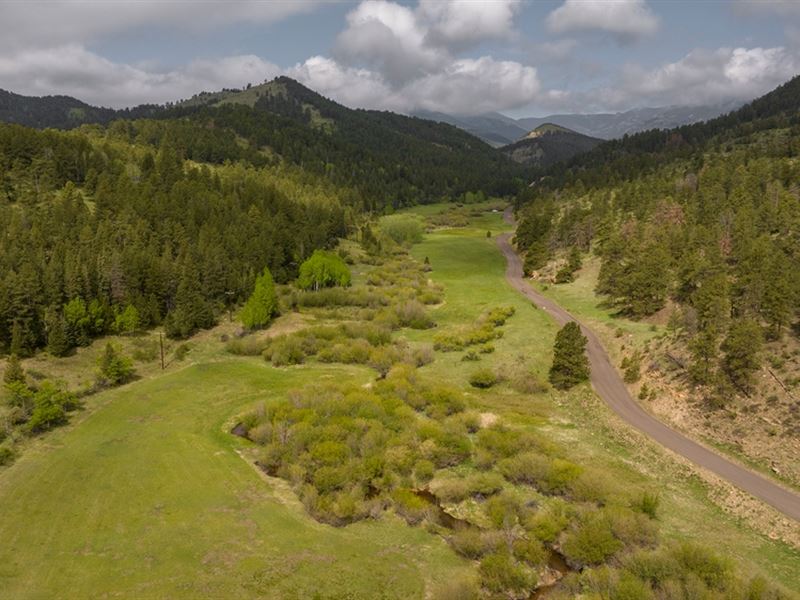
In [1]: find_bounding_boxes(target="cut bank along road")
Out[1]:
[499,208,800,522]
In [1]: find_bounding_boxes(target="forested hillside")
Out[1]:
[500,124,602,168]
[1,78,523,210]
[0,119,350,357]
[0,89,160,129]
[514,74,800,476]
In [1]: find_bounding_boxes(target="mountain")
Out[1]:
[515,102,743,140]
[0,78,523,207]
[421,102,743,146]
[413,110,528,147]
[0,89,162,129]
[166,77,523,206]
[499,123,602,168]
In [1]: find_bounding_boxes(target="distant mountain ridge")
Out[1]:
[0,89,161,129]
[416,102,744,146]
[500,123,603,168]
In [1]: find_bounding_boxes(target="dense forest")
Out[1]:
[1,77,523,211]
[515,74,800,402]
[0,120,349,356]
[0,76,526,358]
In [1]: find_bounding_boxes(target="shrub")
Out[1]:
[267,337,306,366]
[631,491,660,519]
[484,491,522,529]
[450,528,502,559]
[114,303,140,334]
[0,444,15,466]
[26,381,77,434]
[512,537,547,566]
[510,370,550,394]
[97,343,135,387]
[462,350,480,362]
[173,343,191,361]
[394,300,435,329]
[391,488,431,525]
[562,513,623,567]
[3,354,25,386]
[622,351,642,383]
[524,502,570,543]
[412,344,435,367]
[379,214,425,245]
[413,459,435,484]
[478,552,534,595]
[227,336,269,356]
[672,542,732,589]
[469,368,498,389]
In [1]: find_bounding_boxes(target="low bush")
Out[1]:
[393,300,435,329]
[450,528,503,559]
[469,368,498,389]
[562,512,623,567]
[226,335,269,356]
[478,552,535,595]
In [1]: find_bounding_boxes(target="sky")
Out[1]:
[1,0,799,117]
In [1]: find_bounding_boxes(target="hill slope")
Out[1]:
[165,77,523,206]
[0,78,523,208]
[500,123,602,168]
[514,73,800,489]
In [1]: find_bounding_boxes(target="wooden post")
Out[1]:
[159,332,165,370]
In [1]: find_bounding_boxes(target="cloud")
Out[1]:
[733,0,800,18]
[546,0,659,42]
[590,46,800,110]
[0,1,319,52]
[291,55,541,116]
[404,57,540,114]
[334,1,445,84]
[419,0,521,49]
[320,0,540,114]
[288,56,402,111]
[0,45,281,107]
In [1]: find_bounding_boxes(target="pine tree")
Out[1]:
[721,319,763,392]
[3,353,25,386]
[240,267,277,330]
[45,309,71,357]
[97,343,134,387]
[549,321,590,390]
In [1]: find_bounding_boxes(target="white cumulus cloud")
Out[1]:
[0,45,281,108]
[419,0,521,49]
[546,0,659,43]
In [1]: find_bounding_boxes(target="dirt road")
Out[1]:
[498,210,800,522]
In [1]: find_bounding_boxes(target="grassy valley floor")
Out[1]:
[0,203,797,598]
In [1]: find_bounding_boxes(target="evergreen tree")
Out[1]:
[97,343,135,387]
[45,309,71,357]
[549,321,590,390]
[240,267,277,330]
[3,353,25,386]
[721,319,763,392]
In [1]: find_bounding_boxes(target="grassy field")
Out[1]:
[0,360,469,599]
[404,204,800,592]
[0,202,797,598]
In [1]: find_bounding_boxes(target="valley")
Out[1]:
[2,205,797,599]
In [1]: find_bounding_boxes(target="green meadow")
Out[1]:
[0,204,797,598]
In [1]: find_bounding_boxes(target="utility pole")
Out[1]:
[159,332,165,370]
